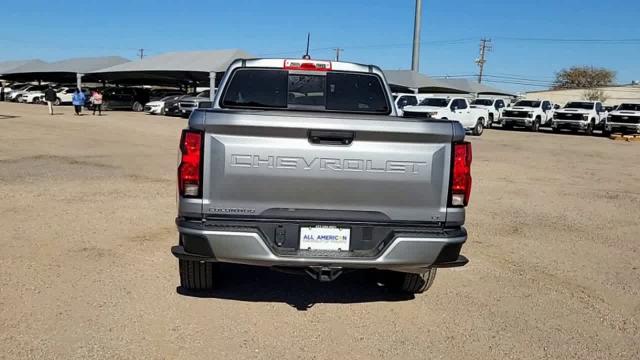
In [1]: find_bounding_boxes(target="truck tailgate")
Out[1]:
[194,110,462,223]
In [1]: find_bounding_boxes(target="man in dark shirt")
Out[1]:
[44,85,57,115]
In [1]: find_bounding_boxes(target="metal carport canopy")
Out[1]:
[1,56,130,83]
[437,78,516,97]
[89,49,254,86]
[0,59,47,79]
[383,70,469,94]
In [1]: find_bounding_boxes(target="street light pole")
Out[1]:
[411,0,423,72]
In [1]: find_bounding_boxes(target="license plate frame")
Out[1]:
[299,225,351,251]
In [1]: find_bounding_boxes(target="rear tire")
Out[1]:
[132,101,143,112]
[179,259,216,291]
[385,269,437,294]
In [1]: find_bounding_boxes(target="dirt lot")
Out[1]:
[0,102,638,359]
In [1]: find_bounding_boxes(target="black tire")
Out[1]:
[531,117,540,132]
[54,97,61,106]
[472,118,484,136]
[552,127,560,133]
[132,101,143,112]
[602,128,611,137]
[503,123,513,130]
[179,259,216,291]
[585,120,594,136]
[32,97,40,104]
[385,269,437,294]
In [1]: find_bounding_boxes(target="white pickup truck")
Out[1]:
[403,97,489,136]
[604,103,640,135]
[500,99,555,132]
[470,98,507,128]
[552,101,605,136]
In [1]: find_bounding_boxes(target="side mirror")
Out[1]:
[451,106,458,111]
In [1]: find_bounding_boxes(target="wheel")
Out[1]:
[384,269,438,294]
[54,98,61,106]
[585,121,594,136]
[531,118,540,132]
[503,123,513,130]
[178,259,217,291]
[472,118,484,136]
[32,97,40,104]
[602,128,611,137]
[552,127,560,133]
[132,101,143,112]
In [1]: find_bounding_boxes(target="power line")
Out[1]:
[494,36,640,43]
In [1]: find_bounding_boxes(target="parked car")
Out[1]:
[88,87,150,111]
[500,99,555,131]
[53,87,91,105]
[144,94,185,115]
[403,96,489,135]
[148,89,185,102]
[552,101,605,136]
[20,85,50,103]
[2,83,28,101]
[171,58,470,294]
[393,93,419,116]
[9,84,44,102]
[178,90,213,118]
[470,98,507,128]
[604,103,640,135]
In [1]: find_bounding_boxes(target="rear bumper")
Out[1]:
[173,218,468,272]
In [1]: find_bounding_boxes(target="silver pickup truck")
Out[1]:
[171,58,471,294]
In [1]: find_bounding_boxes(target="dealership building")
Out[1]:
[526,83,640,106]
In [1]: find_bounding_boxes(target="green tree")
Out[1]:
[553,66,616,90]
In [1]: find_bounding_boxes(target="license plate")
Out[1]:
[299,226,350,251]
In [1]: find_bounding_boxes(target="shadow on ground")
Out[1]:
[176,264,414,311]
[0,114,20,119]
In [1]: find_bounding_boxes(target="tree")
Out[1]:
[583,88,608,102]
[553,66,615,90]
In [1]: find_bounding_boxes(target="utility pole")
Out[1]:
[333,48,344,61]
[411,0,423,72]
[137,48,145,60]
[475,38,492,83]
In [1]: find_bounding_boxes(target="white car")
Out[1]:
[500,99,555,132]
[21,90,46,104]
[470,98,507,128]
[603,103,640,135]
[8,84,42,102]
[552,101,605,135]
[143,94,183,115]
[53,87,90,105]
[403,97,490,136]
[393,93,419,116]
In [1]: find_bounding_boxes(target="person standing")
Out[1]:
[44,85,57,115]
[90,89,103,116]
[72,88,85,115]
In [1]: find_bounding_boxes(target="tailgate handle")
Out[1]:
[308,130,354,145]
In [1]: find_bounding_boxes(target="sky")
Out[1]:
[1,0,639,93]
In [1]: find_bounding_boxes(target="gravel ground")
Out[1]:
[0,102,638,359]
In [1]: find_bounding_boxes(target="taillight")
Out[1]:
[283,59,332,71]
[178,129,203,198]
[450,142,472,206]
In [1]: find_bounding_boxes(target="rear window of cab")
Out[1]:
[220,69,391,115]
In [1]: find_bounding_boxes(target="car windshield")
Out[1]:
[221,69,390,114]
[471,99,493,106]
[514,100,541,108]
[564,102,594,110]
[617,103,640,111]
[418,98,449,107]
